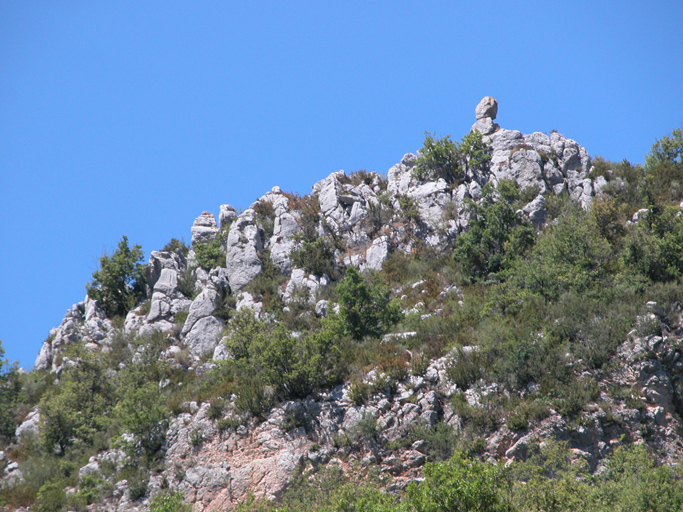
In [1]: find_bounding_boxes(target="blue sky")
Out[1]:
[1,1,682,369]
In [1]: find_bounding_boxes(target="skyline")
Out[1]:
[1,1,682,368]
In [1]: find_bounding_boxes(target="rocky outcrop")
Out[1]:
[26,98,641,512]
[35,97,602,376]
[226,209,263,293]
[34,296,113,372]
[192,212,220,245]
[472,96,500,135]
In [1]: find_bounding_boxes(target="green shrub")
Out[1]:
[507,400,550,431]
[253,200,276,239]
[403,452,512,512]
[454,180,536,281]
[127,469,149,501]
[408,423,458,462]
[337,266,402,340]
[193,238,224,270]
[291,238,335,277]
[176,266,197,298]
[86,236,146,317]
[217,416,242,433]
[34,483,65,512]
[446,348,487,390]
[207,398,225,420]
[189,428,203,447]
[413,131,491,185]
[623,204,683,282]
[399,195,421,222]
[150,491,191,512]
[115,382,168,456]
[162,238,190,257]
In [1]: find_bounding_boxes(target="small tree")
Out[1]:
[402,452,512,512]
[414,131,491,184]
[86,236,146,317]
[337,266,402,340]
[150,492,191,512]
[645,128,683,168]
[454,180,536,281]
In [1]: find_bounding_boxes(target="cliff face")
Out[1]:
[14,98,682,511]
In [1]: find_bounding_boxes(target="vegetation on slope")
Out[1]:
[1,128,683,511]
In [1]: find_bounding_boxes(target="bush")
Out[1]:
[86,236,146,317]
[337,266,402,340]
[34,483,65,512]
[623,204,683,282]
[150,491,191,512]
[291,238,335,277]
[413,131,491,185]
[193,236,225,270]
[226,310,344,399]
[402,452,512,512]
[115,382,168,456]
[453,180,536,281]
[162,238,189,257]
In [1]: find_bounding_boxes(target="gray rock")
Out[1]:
[226,209,263,292]
[522,194,547,228]
[212,342,230,361]
[181,288,220,336]
[78,459,101,480]
[184,316,225,356]
[219,204,237,229]
[236,291,263,316]
[475,96,498,120]
[472,117,499,136]
[315,300,329,318]
[15,409,40,440]
[191,212,219,245]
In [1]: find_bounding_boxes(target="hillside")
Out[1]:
[2,98,683,512]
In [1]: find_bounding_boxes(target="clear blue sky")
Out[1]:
[1,1,682,369]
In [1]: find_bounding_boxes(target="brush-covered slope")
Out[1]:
[2,100,683,512]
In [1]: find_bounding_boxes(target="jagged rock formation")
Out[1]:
[35,97,598,375]
[24,98,633,511]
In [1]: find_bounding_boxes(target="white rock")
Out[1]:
[181,288,219,336]
[185,316,225,357]
[362,236,390,271]
[191,212,220,245]
[15,409,40,440]
[226,209,263,292]
[475,96,498,120]
[219,204,237,228]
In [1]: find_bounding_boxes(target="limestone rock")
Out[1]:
[219,204,237,229]
[184,316,225,357]
[181,288,220,336]
[15,409,40,440]
[362,236,390,271]
[191,211,220,246]
[522,194,547,228]
[472,116,499,135]
[226,209,263,292]
[475,96,498,120]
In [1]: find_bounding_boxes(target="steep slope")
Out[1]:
[5,98,683,512]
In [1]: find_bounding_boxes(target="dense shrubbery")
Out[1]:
[224,310,345,400]
[291,238,335,277]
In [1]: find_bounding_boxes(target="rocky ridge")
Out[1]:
[14,98,662,511]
